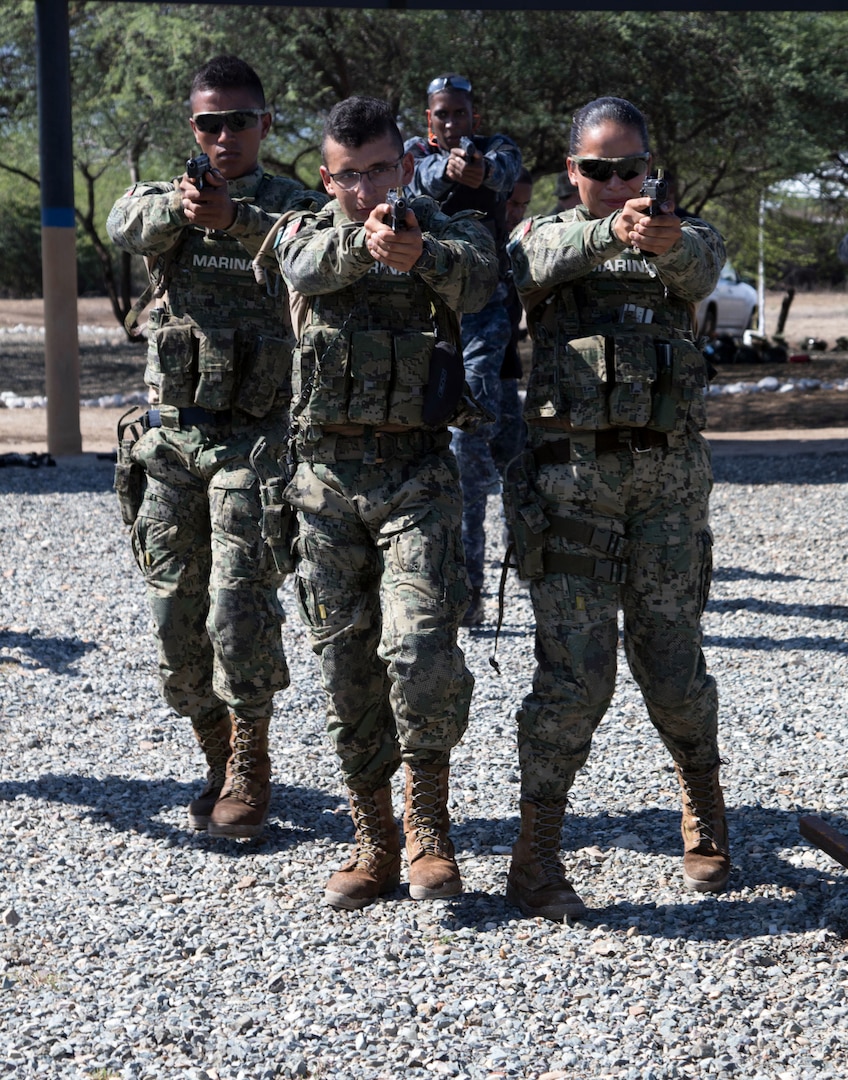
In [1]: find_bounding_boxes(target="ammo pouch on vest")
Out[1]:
[565,333,705,432]
[114,405,146,527]
[423,341,465,426]
[235,334,291,418]
[293,326,435,428]
[502,451,549,581]
[649,338,708,432]
[250,435,296,575]
[148,310,290,418]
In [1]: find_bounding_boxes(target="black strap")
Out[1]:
[143,407,232,430]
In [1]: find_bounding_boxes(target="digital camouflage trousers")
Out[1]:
[518,429,720,802]
[284,444,473,793]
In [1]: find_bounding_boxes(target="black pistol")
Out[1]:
[640,169,669,218]
[459,135,477,162]
[186,152,212,190]
[386,187,408,232]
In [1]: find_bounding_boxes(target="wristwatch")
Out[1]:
[414,236,439,274]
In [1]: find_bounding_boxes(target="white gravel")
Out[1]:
[2,447,848,1079]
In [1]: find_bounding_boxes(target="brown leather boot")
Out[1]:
[324,786,401,910]
[506,798,586,921]
[403,764,462,900]
[187,710,232,831]
[676,762,730,892]
[207,717,271,839]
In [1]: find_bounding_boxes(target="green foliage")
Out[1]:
[1,5,848,301]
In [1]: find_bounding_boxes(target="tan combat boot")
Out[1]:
[324,786,401,910]
[187,709,233,831]
[506,798,587,921]
[207,716,271,839]
[675,762,730,893]
[403,764,462,900]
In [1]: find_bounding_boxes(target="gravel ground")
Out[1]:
[2,448,848,1080]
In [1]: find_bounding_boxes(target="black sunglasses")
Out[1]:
[192,108,267,135]
[427,75,472,96]
[571,154,650,183]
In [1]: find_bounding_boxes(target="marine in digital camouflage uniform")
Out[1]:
[505,96,730,921]
[106,55,325,840]
[275,96,498,910]
[405,74,522,625]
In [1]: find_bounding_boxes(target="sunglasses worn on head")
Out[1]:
[427,75,472,96]
[192,108,267,135]
[571,154,650,182]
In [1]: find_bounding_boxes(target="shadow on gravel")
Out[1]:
[0,773,349,853]
[0,458,115,496]
[712,567,806,583]
[0,629,97,672]
[713,452,848,486]
[440,805,848,939]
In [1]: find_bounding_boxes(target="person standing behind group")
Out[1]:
[107,55,325,840]
[274,96,498,910]
[506,96,729,920]
[404,74,522,625]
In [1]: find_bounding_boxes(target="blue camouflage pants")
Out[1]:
[284,440,474,793]
[131,422,290,726]
[451,284,512,589]
[518,429,720,802]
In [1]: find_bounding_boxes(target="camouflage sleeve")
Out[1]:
[106,180,186,256]
[509,209,628,299]
[412,199,499,314]
[652,217,726,302]
[276,204,375,296]
[225,183,327,258]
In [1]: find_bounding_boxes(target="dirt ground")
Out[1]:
[2,291,848,454]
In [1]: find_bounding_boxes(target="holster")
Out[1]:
[249,434,297,575]
[502,450,550,581]
[114,405,146,526]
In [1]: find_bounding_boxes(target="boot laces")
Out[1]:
[532,802,567,880]
[227,731,259,798]
[408,772,445,850]
[680,772,723,848]
[350,793,392,868]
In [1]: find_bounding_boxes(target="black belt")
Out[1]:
[143,407,233,430]
[298,429,451,465]
[533,428,668,466]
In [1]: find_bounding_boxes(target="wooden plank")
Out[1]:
[799,815,848,870]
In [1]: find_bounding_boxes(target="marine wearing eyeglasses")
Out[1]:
[404,73,523,627]
[272,95,498,912]
[106,54,326,842]
[505,96,730,921]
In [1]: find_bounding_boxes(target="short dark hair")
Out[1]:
[322,97,404,162]
[190,55,266,108]
[570,97,649,156]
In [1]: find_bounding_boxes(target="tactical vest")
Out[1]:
[144,175,293,418]
[292,266,447,430]
[525,256,708,433]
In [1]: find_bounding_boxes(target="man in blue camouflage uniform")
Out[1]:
[274,96,498,909]
[107,55,325,840]
[405,74,522,625]
[506,97,730,920]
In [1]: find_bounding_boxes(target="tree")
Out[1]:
[2,5,848,316]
